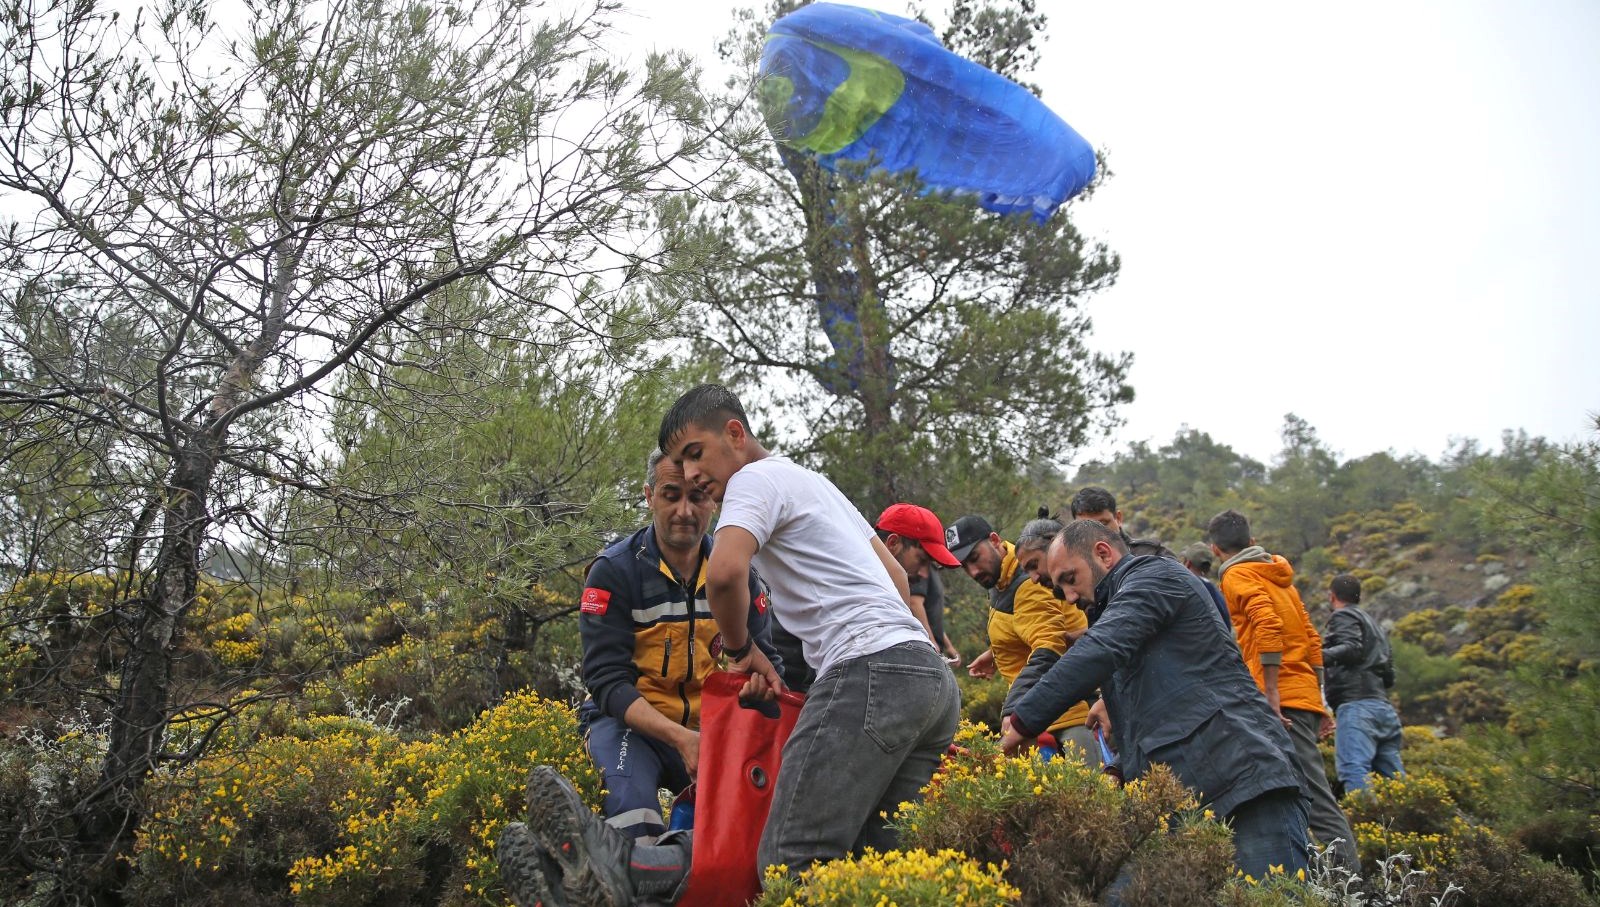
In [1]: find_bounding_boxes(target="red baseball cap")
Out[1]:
[875,503,962,568]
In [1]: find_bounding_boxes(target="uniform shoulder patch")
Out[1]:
[754,591,770,614]
[581,587,612,615]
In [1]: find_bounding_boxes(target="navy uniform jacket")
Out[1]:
[579,524,782,728]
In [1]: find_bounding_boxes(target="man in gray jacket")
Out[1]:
[1002,520,1310,877]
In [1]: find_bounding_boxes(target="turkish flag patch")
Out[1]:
[754,591,770,614]
[580,587,611,615]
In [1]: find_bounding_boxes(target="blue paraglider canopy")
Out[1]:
[759,2,1096,222]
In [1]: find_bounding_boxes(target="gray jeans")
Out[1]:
[756,641,960,875]
[1285,707,1359,868]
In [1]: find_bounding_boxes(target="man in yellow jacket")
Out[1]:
[1209,509,1358,869]
[948,514,1096,764]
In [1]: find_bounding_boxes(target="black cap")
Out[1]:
[945,515,994,563]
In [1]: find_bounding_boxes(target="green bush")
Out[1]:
[0,719,109,898]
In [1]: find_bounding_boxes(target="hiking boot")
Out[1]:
[525,765,635,907]
[496,822,568,907]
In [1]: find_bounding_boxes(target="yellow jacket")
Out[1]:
[988,541,1089,732]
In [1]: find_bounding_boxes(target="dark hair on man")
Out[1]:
[1069,486,1118,518]
[1056,519,1129,559]
[645,449,667,489]
[658,384,753,452]
[1206,509,1252,554]
[1017,516,1063,554]
[1330,574,1363,605]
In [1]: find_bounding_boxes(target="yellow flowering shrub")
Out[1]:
[1342,770,1472,885]
[304,616,514,732]
[754,848,1019,907]
[134,725,418,907]
[897,723,1233,905]
[205,612,264,667]
[133,689,596,907]
[1343,772,1456,840]
[0,637,37,697]
[1,570,118,620]
[1332,763,1596,905]
[0,572,120,698]
[1214,865,1327,907]
[1392,727,1508,818]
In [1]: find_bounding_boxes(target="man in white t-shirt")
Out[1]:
[498,385,962,907]
[661,383,960,875]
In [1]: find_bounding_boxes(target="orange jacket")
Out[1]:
[1218,550,1325,715]
[989,542,1089,731]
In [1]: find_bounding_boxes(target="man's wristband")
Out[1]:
[723,637,753,660]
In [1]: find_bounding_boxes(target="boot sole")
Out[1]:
[525,767,630,907]
[496,822,565,907]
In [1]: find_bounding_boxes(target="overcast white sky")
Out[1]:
[615,0,1600,465]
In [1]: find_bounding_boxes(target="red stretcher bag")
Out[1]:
[675,671,806,907]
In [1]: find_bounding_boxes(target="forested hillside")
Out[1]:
[1,0,1594,903]
[5,410,1597,906]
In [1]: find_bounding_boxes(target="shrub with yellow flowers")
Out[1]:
[1336,769,1593,907]
[1215,864,1331,907]
[1343,772,1474,873]
[1390,727,1508,819]
[132,688,597,907]
[895,722,1234,905]
[1344,772,1455,839]
[0,571,120,699]
[204,612,265,668]
[133,722,417,907]
[753,848,1020,907]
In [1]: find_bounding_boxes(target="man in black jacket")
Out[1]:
[1324,574,1405,793]
[1002,520,1310,878]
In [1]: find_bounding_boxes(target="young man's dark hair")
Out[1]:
[1330,574,1362,605]
[1058,518,1128,559]
[656,383,751,452]
[1206,509,1252,553]
[1068,486,1118,518]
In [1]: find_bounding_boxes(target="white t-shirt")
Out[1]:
[716,456,930,677]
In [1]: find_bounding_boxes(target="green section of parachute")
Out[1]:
[760,35,905,155]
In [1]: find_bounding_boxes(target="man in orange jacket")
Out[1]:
[1209,509,1358,869]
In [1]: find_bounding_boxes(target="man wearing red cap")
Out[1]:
[875,502,963,647]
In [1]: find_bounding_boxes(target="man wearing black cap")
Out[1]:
[948,514,1095,762]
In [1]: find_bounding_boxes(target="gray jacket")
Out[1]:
[1011,555,1303,818]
